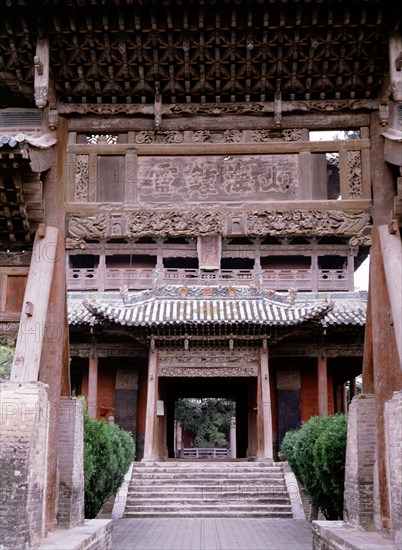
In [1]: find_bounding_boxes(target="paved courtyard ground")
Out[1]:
[112,518,312,550]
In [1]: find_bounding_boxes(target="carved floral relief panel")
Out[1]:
[74,154,89,202]
[347,151,363,198]
[137,155,299,204]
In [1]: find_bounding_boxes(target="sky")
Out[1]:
[354,256,369,291]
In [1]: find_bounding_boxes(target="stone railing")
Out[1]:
[67,267,351,292]
[180,447,229,459]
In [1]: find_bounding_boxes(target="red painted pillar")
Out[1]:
[87,353,98,418]
[318,355,328,416]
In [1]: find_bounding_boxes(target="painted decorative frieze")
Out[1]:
[138,155,299,203]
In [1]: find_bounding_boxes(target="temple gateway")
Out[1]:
[1,0,401,548]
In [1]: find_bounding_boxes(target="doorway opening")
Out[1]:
[174,397,235,458]
[161,377,254,459]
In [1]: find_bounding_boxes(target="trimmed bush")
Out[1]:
[280,414,347,520]
[313,414,347,519]
[83,407,135,518]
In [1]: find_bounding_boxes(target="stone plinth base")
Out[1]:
[38,519,113,550]
[385,390,402,547]
[57,397,85,528]
[312,521,398,550]
[344,394,376,530]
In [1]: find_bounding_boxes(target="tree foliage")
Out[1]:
[0,338,14,381]
[83,405,135,518]
[175,398,235,448]
[280,414,347,520]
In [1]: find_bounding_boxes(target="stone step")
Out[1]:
[128,488,290,497]
[131,463,282,469]
[130,468,284,476]
[129,471,286,478]
[126,496,290,505]
[134,464,276,470]
[127,478,287,486]
[123,510,294,519]
[124,461,293,520]
[125,503,291,512]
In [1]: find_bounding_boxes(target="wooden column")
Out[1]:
[11,226,58,382]
[347,253,355,291]
[257,344,273,460]
[143,345,159,460]
[378,226,402,370]
[97,253,106,292]
[350,377,358,400]
[318,355,328,416]
[342,383,348,413]
[87,353,98,419]
[311,254,319,292]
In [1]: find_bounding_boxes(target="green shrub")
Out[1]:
[313,415,347,519]
[280,414,347,520]
[0,338,14,381]
[83,406,135,518]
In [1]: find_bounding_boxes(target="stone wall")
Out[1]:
[57,397,85,528]
[0,382,49,550]
[38,519,113,550]
[343,394,376,530]
[385,390,402,547]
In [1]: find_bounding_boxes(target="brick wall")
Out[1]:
[385,390,402,546]
[0,382,49,550]
[57,397,85,528]
[343,394,376,530]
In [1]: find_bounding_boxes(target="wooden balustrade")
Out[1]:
[67,267,351,292]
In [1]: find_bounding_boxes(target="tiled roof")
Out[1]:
[68,287,366,330]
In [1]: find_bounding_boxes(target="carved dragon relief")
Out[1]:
[59,99,379,117]
[67,209,370,241]
[246,210,370,237]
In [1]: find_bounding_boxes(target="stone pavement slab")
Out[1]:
[112,518,312,550]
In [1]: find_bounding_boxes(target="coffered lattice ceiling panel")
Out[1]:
[0,0,398,106]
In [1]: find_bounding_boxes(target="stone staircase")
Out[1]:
[123,461,293,518]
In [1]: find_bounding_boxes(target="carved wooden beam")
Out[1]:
[34,38,50,109]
